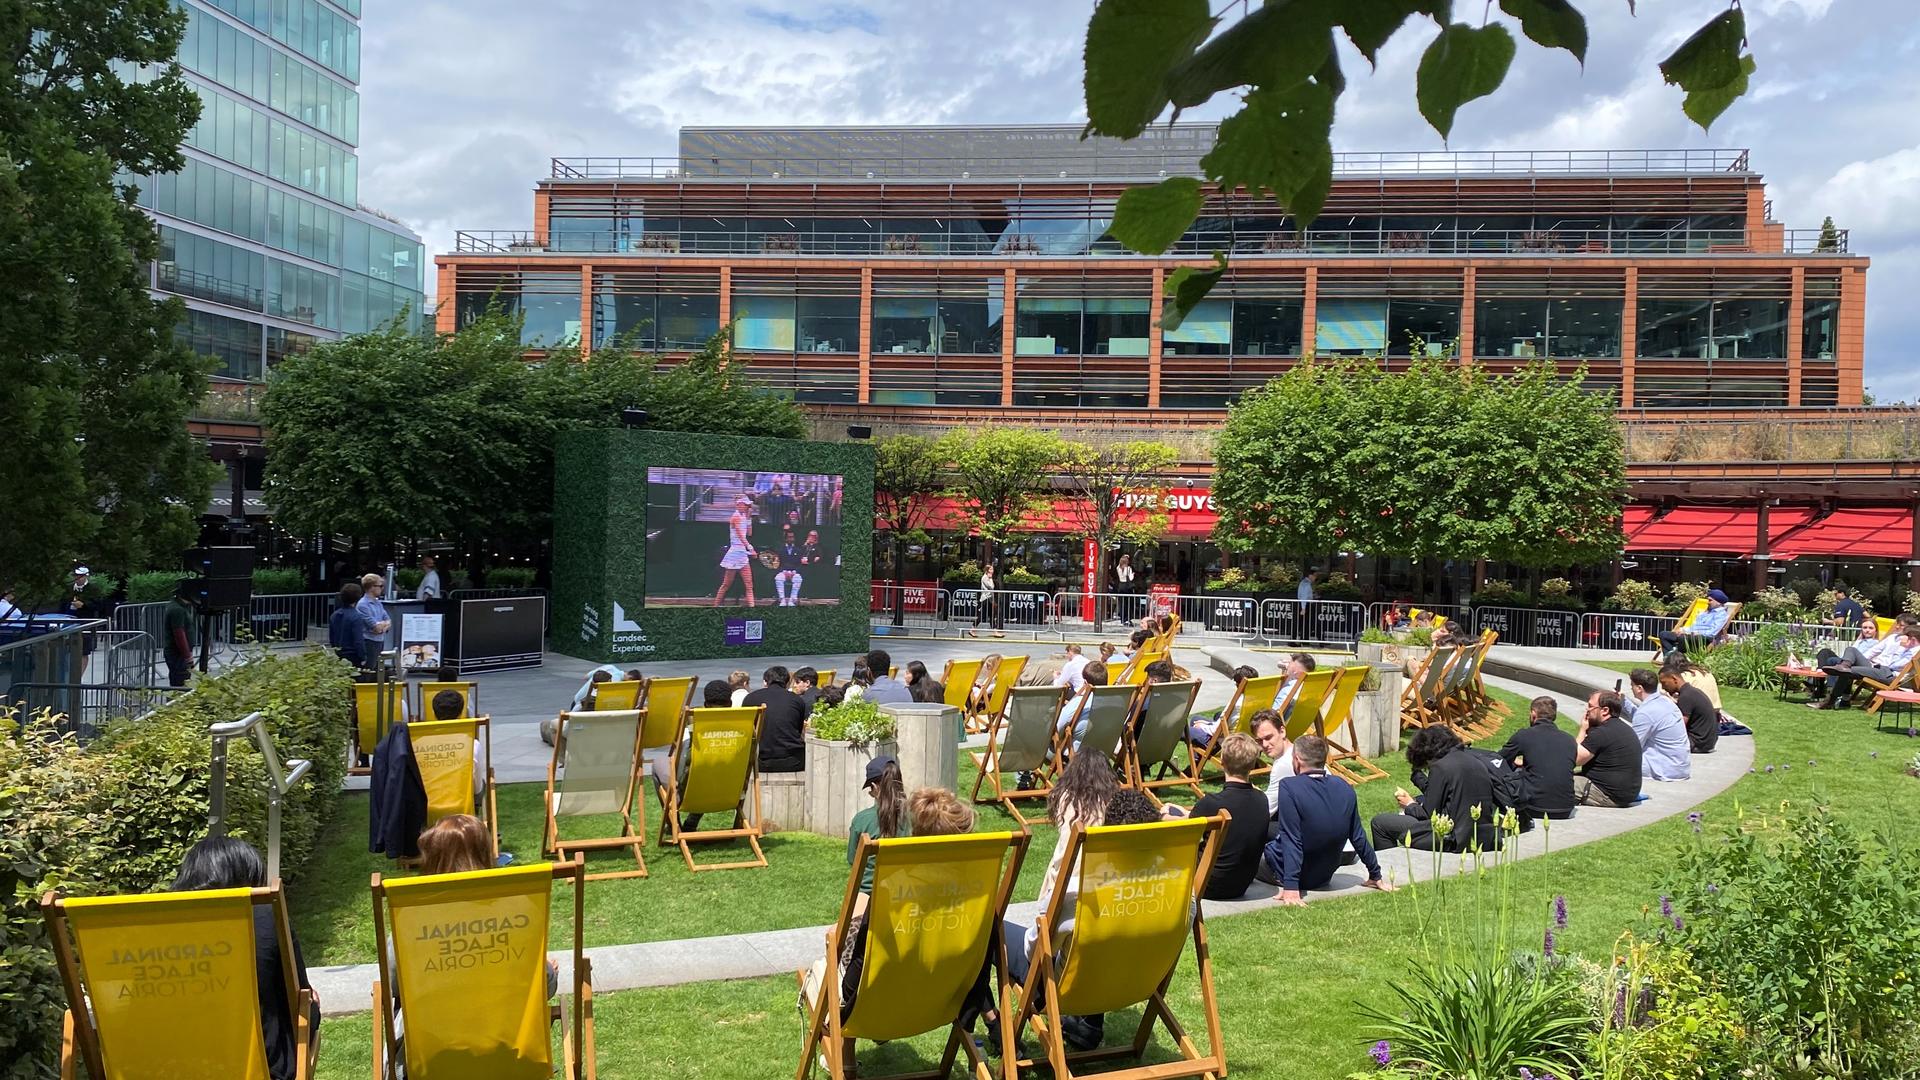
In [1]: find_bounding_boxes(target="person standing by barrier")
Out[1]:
[163,580,200,687]
[969,563,1001,637]
[328,583,364,668]
[414,555,442,601]
[355,574,392,669]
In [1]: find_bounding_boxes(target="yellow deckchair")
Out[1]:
[1409,608,1449,630]
[42,884,316,1080]
[1125,679,1204,801]
[593,679,642,712]
[410,715,499,859]
[1115,647,1165,688]
[798,831,1031,1080]
[656,705,769,872]
[353,681,407,764]
[415,679,478,722]
[971,684,1068,825]
[639,675,696,751]
[1011,815,1227,1080]
[1280,668,1341,742]
[372,860,595,1080]
[1315,666,1387,784]
[942,658,987,715]
[979,655,1029,731]
[545,709,649,880]
[817,669,837,687]
[1059,683,1143,770]
[1191,673,1286,778]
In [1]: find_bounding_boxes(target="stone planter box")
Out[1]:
[803,735,899,838]
[1356,640,1431,677]
[882,703,961,796]
[758,773,807,835]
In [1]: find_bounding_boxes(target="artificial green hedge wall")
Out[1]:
[0,650,353,1078]
[551,429,874,663]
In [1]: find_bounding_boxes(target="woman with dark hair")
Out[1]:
[1369,726,1500,853]
[843,657,874,702]
[327,582,363,667]
[847,756,909,909]
[171,838,317,1080]
[905,660,945,705]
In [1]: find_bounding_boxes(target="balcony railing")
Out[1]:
[550,148,1753,181]
[454,226,1847,257]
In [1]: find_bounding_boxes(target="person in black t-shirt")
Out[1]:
[1574,690,1643,807]
[1660,665,1719,754]
[1372,726,1501,853]
[1499,695,1578,820]
[171,837,316,1080]
[1162,732,1270,899]
[743,665,808,772]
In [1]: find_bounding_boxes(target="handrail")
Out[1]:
[207,710,313,882]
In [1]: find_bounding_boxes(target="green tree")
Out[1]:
[1083,1,1761,325]
[1212,358,1623,568]
[1054,439,1178,629]
[1816,214,1841,252]
[941,427,1064,580]
[0,1,216,603]
[872,434,946,625]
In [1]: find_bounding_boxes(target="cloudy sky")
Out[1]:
[353,0,1920,399]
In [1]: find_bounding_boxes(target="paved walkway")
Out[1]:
[311,650,1754,1014]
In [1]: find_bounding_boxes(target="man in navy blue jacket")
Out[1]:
[1264,735,1394,905]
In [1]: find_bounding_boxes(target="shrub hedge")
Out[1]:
[0,650,351,1079]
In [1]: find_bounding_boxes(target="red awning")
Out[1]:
[1772,507,1915,560]
[1622,505,1815,555]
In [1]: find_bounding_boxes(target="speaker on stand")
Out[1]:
[189,546,256,674]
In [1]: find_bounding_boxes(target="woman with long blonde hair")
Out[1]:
[713,494,758,607]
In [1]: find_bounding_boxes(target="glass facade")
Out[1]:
[138,0,422,380]
[1475,298,1623,358]
[1638,294,1789,359]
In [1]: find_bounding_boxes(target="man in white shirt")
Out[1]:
[1249,709,1297,830]
[1625,669,1691,782]
[1814,628,1920,710]
[1053,644,1091,693]
[415,555,443,601]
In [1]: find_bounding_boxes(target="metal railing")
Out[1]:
[1472,605,1584,649]
[549,148,1753,182]
[1,620,103,724]
[207,710,312,882]
[454,225,1845,258]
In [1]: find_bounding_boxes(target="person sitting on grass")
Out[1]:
[1162,732,1270,900]
[1186,665,1259,748]
[1658,663,1719,755]
[1249,709,1296,825]
[1574,690,1643,808]
[1624,668,1691,782]
[1370,726,1500,853]
[802,786,975,1024]
[1498,696,1577,823]
[172,837,319,1080]
[1262,735,1392,904]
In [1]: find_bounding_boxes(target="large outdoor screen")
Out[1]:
[644,467,844,607]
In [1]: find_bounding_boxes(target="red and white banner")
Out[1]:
[1148,583,1180,618]
[1081,538,1098,621]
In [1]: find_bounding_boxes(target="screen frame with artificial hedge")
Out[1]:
[550,429,874,664]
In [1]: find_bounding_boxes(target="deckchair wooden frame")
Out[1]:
[1437,638,1494,739]
[409,714,500,862]
[1190,672,1287,779]
[1316,666,1388,784]
[1124,679,1204,802]
[655,705,770,872]
[976,655,1029,734]
[544,709,650,881]
[1861,653,1920,714]
[1011,815,1228,1080]
[42,883,316,1080]
[1059,682,1144,773]
[1401,645,1464,730]
[970,684,1068,825]
[797,831,1032,1080]
[370,858,596,1080]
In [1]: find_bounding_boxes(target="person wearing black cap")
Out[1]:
[846,756,910,902]
[1657,588,1733,659]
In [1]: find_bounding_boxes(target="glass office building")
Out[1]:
[134,0,425,382]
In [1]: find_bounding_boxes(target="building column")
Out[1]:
[1786,266,1805,407]
[717,265,733,342]
[1147,266,1164,407]
[1300,267,1318,359]
[1457,266,1475,362]
[858,266,873,405]
[1752,497,1771,595]
[1840,266,1866,404]
[533,190,551,247]
[1621,267,1638,408]
[1910,496,1920,595]
[1001,267,1017,407]
[578,264,593,356]
[435,262,457,334]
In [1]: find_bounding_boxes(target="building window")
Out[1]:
[1803,291,1839,361]
[1015,297,1083,355]
[177,308,263,381]
[1387,300,1459,357]
[797,296,858,353]
[872,296,935,354]
[1474,297,1620,358]
[1084,298,1150,356]
[1164,299,1230,356]
[517,273,581,348]
[733,292,795,351]
[1314,298,1387,354]
[1638,292,1787,359]
[1230,298,1303,356]
[1475,299,1548,358]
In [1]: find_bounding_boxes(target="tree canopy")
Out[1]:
[1211,359,1625,567]
[261,313,807,549]
[0,0,216,601]
[1083,0,1761,326]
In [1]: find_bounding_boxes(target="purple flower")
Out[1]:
[1370,1040,1392,1066]
[1612,985,1628,1027]
[1908,726,1918,737]
[1520,1070,1535,1080]
[1553,894,1568,928]
[1672,914,1685,931]
[1660,895,1673,919]
[1765,765,1775,773]
[1707,882,1719,894]
[1687,811,1703,833]
[1543,929,1556,958]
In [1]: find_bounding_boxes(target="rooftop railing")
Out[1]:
[550,148,1753,181]
[453,224,1846,257]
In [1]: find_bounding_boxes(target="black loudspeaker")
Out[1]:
[192,546,256,579]
[194,576,254,610]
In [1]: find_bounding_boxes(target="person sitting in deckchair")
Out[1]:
[428,690,487,803]
[801,787,978,1020]
[1186,665,1257,748]
[1126,659,1176,735]
[171,838,319,1080]
[1056,660,1111,746]
[845,756,909,914]
[411,815,558,999]
[650,679,734,830]
[1007,786,1162,1052]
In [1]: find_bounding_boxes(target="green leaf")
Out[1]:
[1160,254,1228,332]
[1681,53,1755,130]
[1083,0,1215,138]
[1341,0,1450,66]
[1498,0,1587,64]
[1415,22,1516,139]
[1111,176,1205,255]
[1164,0,1337,107]
[1199,78,1335,218]
[1659,9,1747,93]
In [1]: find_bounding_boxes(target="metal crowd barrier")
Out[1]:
[1471,605,1584,649]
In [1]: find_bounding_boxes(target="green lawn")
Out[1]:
[307,682,1920,1078]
